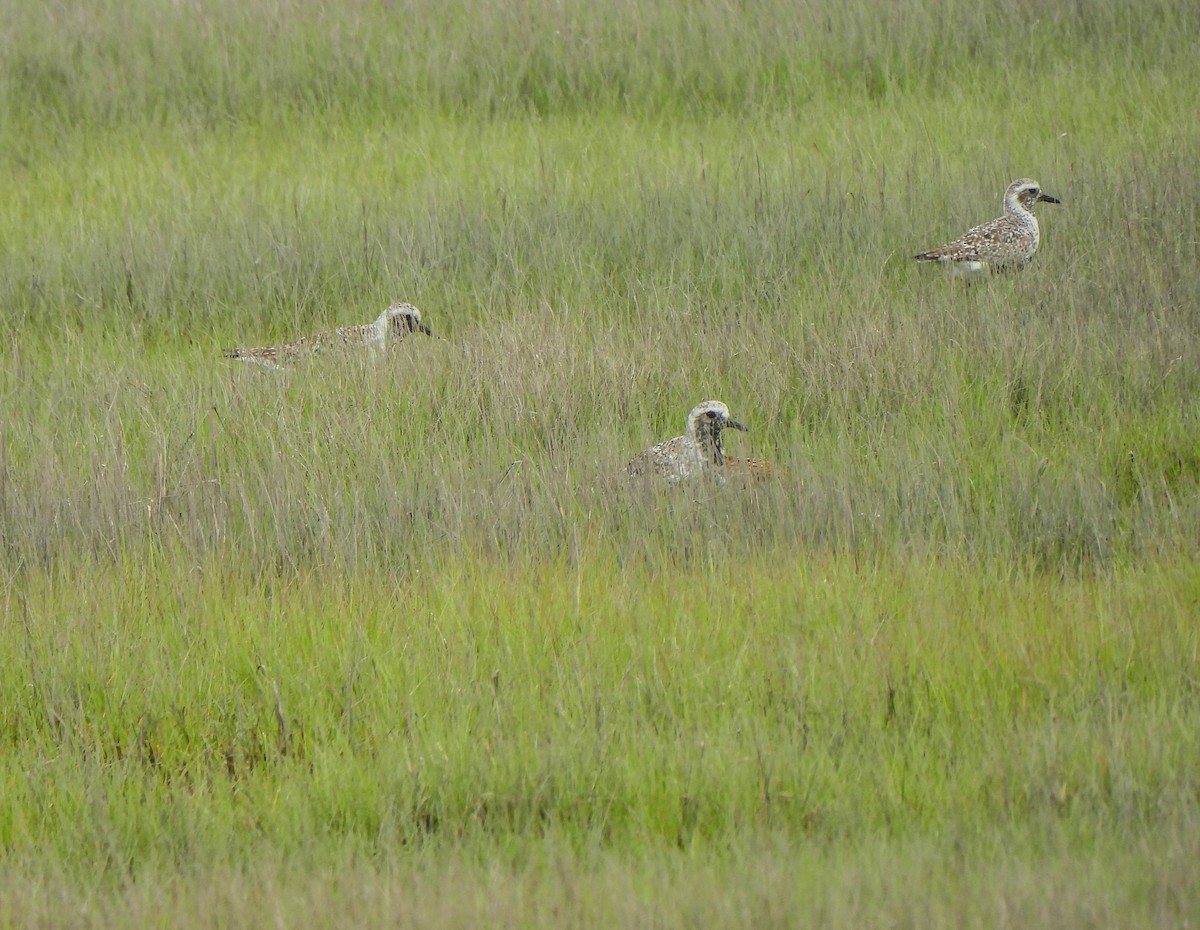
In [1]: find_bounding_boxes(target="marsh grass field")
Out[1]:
[2,0,1200,925]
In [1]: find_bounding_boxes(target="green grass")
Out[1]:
[2,0,1199,925]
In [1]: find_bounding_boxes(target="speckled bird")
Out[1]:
[225,302,432,370]
[627,400,747,484]
[915,178,1060,278]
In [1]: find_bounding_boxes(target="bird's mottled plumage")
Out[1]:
[915,178,1060,278]
[226,302,432,370]
[627,400,748,484]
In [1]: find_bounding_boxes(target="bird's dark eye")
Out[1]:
[705,410,719,419]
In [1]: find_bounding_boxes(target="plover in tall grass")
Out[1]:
[914,178,1060,278]
[225,302,432,370]
[627,400,747,484]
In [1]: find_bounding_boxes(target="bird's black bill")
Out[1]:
[1038,193,1061,204]
[726,419,748,432]
[418,322,433,335]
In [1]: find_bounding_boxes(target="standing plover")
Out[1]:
[226,302,432,370]
[915,178,1060,278]
[627,400,747,483]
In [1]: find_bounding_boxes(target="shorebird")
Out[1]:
[914,178,1060,278]
[627,400,747,484]
[225,302,432,370]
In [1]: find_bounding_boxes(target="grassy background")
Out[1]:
[1,0,1199,925]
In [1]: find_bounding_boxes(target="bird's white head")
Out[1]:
[379,302,433,336]
[686,400,748,447]
[1005,178,1061,215]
